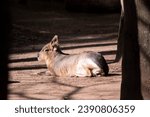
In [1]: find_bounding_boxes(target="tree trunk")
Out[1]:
[120,0,150,99]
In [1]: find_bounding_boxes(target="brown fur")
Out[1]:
[37,35,109,77]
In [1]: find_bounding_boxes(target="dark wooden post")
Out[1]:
[0,0,11,100]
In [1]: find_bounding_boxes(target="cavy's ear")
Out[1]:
[50,35,59,51]
[50,35,59,45]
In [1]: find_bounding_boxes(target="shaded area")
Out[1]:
[9,92,44,100]
[65,0,120,13]
[9,57,37,63]
[62,43,117,50]
[11,20,119,50]
[8,81,20,84]
[63,87,82,100]
[12,0,120,13]
[10,2,120,50]
[9,65,46,71]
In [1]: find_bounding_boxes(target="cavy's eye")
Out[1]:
[44,49,50,52]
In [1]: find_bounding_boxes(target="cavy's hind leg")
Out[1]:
[76,67,92,77]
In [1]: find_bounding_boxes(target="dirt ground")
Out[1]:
[8,5,121,100]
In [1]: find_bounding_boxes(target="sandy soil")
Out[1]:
[8,6,121,100]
